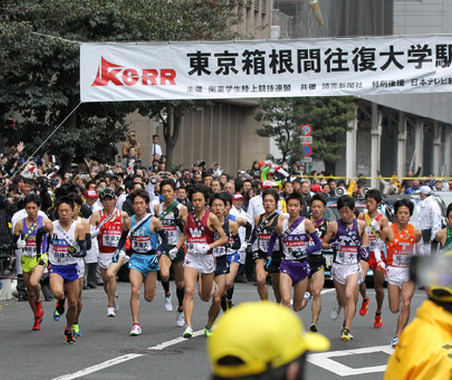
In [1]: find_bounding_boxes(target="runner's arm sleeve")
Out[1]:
[35,227,46,255]
[231,234,241,250]
[244,222,253,241]
[155,228,168,254]
[115,229,129,252]
[305,231,321,256]
[86,233,92,251]
[10,233,20,249]
[266,231,278,258]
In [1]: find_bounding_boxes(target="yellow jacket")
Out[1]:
[385,300,452,380]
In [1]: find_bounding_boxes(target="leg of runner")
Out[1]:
[105,259,123,316]
[270,272,281,303]
[359,260,370,316]
[64,280,80,343]
[23,265,45,330]
[279,272,293,309]
[205,274,226,336]
[129,268,144,334]
[72,277,83,336]
[224,261,239,308]
[373,269,385,328]
[159,254,173,312]
[173,261,185,326]
[50,273,66,320]
[183,266,199,331]
[310,270,325,328]
[255,259,268,300]
[292,277,308,312]
[143,271,157,304]
[394,281,415,340]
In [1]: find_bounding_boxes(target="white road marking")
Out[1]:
[52,354,145,380]
[53,330,205,380]
[307,344,394,377]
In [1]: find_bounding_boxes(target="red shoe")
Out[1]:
[359,297,370,316]
[374,314,382,328]
[35,301,44,319]
[32,317,42,331]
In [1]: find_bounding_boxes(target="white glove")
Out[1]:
[376,260,386,271]
[91,228,101,238]
[370,219,380,232]
[17,239,26,249]
[240,240,250,252]
[195,243,211,255]
[168,247,179,260]
[118,249,127,259]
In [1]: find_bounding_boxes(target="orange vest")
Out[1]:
[386,224,416,267]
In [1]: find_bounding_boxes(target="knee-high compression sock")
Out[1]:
[161,280,170,295]
[226,286,234,301]
[176,287,185,308]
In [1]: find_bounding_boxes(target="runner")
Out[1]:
[251,188,283,303]
[322,195,369,341]
[13,193,53,331]
[48,196,88,344]
[170,184,227,338]
[267,193,321,313]
[302,192,329,332]
[357,189,389,328]
[222,193,252,311]
[115,189,168,336]
[67,193,92,337]
[204,192,241,337]
[89,188,129,317]
[154,179,188,327]
[379,198,421,347]
[434,202,452,254]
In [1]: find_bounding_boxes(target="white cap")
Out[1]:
[419,185,432,195]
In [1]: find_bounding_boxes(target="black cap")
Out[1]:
[99,188,116,200]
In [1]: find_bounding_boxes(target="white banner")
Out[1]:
[80,35,452,102]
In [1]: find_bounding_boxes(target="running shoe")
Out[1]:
[107,306,116,317]
[72,324,82,336]
[183,326,193,339]
[65,329,76,344]
[114,296,119,312]
[330,304,342,321]
[53,299,65,321]
[204,325,213,337]
[340,328,354,341]
[164,293,173,312]
[374,314,382,328]
[176,311,185,327]
[35,301,44,319]
[309,323,318,333]
[32,317,42,331]
[359,297,370,316]
[226,299,234,310]
[130,323,142,336]
[391,336,399,348]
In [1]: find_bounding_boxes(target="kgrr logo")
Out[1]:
[92,57,176,86]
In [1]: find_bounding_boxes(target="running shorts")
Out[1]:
[308,254,326,277]
[331,263,363,285]
[21,254,48,273]
[183,252,215,275]
[214,255,230,277]
[280,259,310,285]
[226,251,240,265]
[254,250,283,274]
[49,263,79,282]
[129,253,159,276]
[386,265,410,288]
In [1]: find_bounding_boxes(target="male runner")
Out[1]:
[379,198,421,347]
[301,192,329,332]
[204,192,241,337]
[322,195,369,341]
[48,196,88,344]
[90,188,130,317]
[357,189,389,328]
[115,189,168,336]
[154,179,188,326]
[171,185,227,338]
[13,193,52,331]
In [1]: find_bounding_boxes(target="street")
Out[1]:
[0,281,426,380]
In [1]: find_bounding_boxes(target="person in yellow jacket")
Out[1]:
[385,254,452,380]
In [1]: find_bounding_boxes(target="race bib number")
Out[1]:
[259,234,279,252]
[163,225,178,244]
[393,252,411,267]
[336,246,358,265]
[132,236,152,253]
[102,231,121,247]
[22,239,37,257]
[284,239,308,257]
[187,236,207,254]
